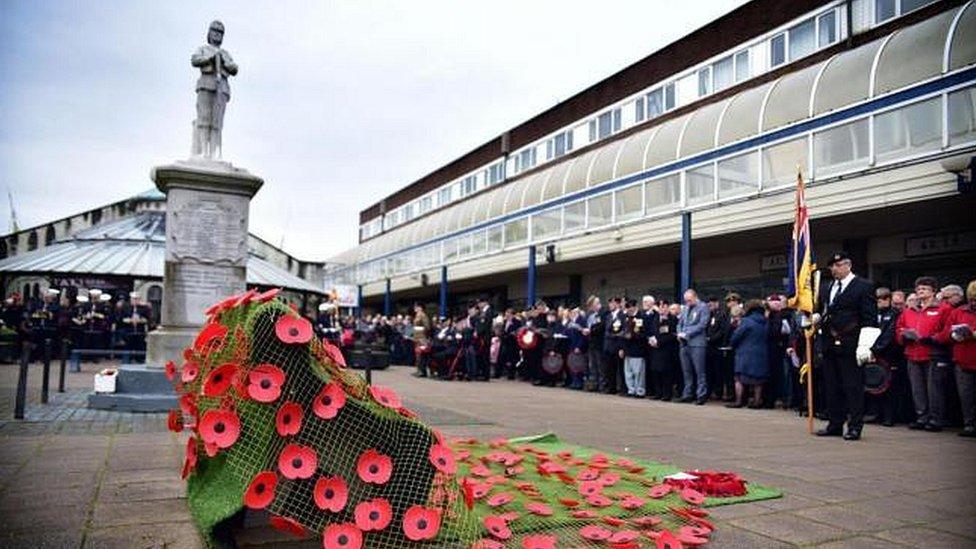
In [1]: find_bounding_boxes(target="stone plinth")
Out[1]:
[90,159,262,412]
[146,159,263,368]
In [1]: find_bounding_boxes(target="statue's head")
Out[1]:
[207,20,225,47]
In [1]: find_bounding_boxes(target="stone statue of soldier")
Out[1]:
[191,20,238,159]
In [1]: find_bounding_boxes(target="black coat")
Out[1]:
[817,275,877,351]
[650,315,679,372]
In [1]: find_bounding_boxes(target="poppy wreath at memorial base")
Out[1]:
[169,289,764,548]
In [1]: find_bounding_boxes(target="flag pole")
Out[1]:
[807,268,820,435]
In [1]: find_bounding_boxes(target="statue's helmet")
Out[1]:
[207,20,225,46]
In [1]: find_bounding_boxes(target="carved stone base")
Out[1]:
[145,326,199,369]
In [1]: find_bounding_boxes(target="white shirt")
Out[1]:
[830,272,856,304]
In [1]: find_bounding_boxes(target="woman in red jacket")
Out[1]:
[895,276,951,431]
[936,280,976,437]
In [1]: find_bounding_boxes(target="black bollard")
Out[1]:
[14,341,30,420]
[41,338,52,404]
[364,348,373,385]
[58,339,68,393]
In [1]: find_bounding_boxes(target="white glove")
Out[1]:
[855,347,872,366]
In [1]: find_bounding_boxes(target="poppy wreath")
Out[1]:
[170,290,757,547]
[168,291,479,547]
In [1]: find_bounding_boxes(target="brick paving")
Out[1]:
[0,362,973,548]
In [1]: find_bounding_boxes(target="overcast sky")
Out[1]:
[0,0,748,261]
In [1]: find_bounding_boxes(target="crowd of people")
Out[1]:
[334,273,975,439]
[0,288,154,360]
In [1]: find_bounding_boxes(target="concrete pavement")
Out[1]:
[0,362,973,548]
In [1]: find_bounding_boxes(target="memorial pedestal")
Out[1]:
[89,159,263,412]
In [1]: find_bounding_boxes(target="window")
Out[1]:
[813,119,870,177]
[770,34,786,68]
[587,194,613,227]
[789,19,816,61]
[460,176,476,197]
[734,51,750,82]
[487,226,503,252]
[515,148,536,173]
[875,0,896,23]
[27,231,37,251]
[818,11,837,48]
[437,187,452,206]
[762,137,809,187]
[564,201,586,232]
[948,86,976,146]
[901,0,936,13]
[45,226,56,245]
[647,88,664,118]
[443,238,459,262]
[634,97,645,123]
[470,229,486,255]
[664,83,676,111]
[532,208,562,242]
[547,131,572,160]
[419,196,432,214]
[403,204,414,221]
[645,174,681,214]
[713,56,733,92]
[614,184,643,222]
[874,97,942,163]
[718,151,759,198]
[685,165,715,206]
[594,109,621,140]
[457,234,472,257]
[503,219,528,247]
[697,67,711,97]
[487,162,505,185]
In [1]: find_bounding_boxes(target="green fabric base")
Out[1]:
[504,432,782,508]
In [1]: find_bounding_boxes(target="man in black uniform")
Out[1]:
[815,252,877,440]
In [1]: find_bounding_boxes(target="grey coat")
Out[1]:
[677,301,711,347]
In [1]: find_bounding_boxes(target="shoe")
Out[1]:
[816,428,843,437]
[725,402,744,409]
[843,428,862,441]
[747,402,762,409]
[908,422,926,430]
[679,396,694,403]
[695,398,707,405]
[660,397,671,402]
[649,395,660,400]
[882,419,895,427]
[958,426,975,437]
[924,424,942,432]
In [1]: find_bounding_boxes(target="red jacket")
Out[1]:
[936,305,976,371]
[895,302,949,362]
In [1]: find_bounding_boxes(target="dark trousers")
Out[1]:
[651,368,673,400]
[416,353,429,377]
[602,351,620,393]
[706,348,724,398]
[822,348,865,431]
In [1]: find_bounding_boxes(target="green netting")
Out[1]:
[172,292,779,548]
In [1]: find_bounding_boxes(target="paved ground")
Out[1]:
[0,362,973,548]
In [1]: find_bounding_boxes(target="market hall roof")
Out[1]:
[0,210,322,294]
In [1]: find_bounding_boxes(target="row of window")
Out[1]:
[359,0,940,243]
[347,84,975,284]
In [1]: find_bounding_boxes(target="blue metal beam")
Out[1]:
[356,285,363,318]
[439,265,448,318]
[383,278,392,316]
[527,245,537,307]
[680,212,692,300]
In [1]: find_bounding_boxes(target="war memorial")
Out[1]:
[1,3,975,548]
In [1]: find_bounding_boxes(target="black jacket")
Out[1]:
[817,275,877,349]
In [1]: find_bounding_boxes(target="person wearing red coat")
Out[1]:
[895,276,952,431]
[935,280,976,438]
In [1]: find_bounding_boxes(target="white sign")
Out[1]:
[332,284,359,308]
[905,231,976,258]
